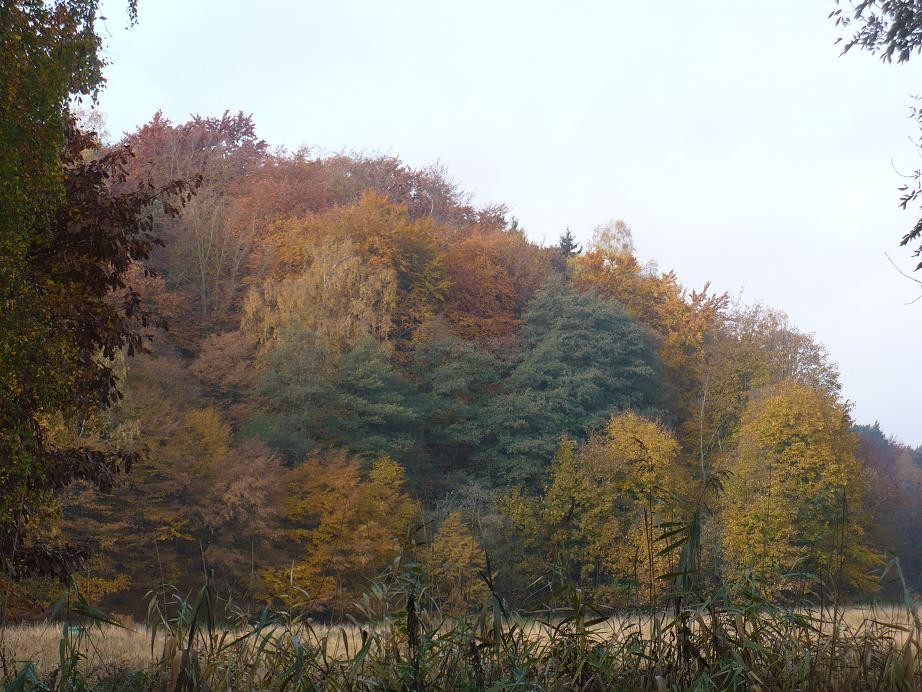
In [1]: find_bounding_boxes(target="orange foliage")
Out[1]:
[268,452,420,612]
[254,192,449,347]
[442,230,551,342]
[576,249,725,371]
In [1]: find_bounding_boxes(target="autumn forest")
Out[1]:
[5,2,922,689]
[5,106,919,618]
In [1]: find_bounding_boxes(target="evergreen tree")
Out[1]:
[331,337,419,458]
[558,228,582,258]
[408,325,501,481]
[554,228,582,275]
[479,281,663,484]
[251,327,418,461]
[247,323,337,458]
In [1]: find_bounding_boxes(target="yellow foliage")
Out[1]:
[586,413,691,603]
[504,414,693,605]
[268,451,420,612]
[423,511,489,614]
[242,236,397,357]
[251,191,448,348]
[74,572,131,605]
[602,411,687,506]
[721,381,873,595]
[175,407,232,472]
[701,305,843,459]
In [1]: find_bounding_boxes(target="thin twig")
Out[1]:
[884,252,922,304]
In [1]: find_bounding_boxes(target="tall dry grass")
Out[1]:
[1,621,159,679]
[4,572,922,690]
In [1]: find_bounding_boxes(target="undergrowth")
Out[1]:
[2,549,922,691]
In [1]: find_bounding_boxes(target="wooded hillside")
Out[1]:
[8,110,922,618]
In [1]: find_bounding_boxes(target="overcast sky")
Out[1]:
[96,1,921,446]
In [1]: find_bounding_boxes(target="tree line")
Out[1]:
[3,0,922,623]
[1,105,915,618]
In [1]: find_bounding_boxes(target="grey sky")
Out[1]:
[96,1,921,446]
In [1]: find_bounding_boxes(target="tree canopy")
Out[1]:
[2,89,914,617]
[479,280,664,485]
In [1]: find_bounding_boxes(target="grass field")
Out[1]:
[1,620,160,680]
[3,603,921,689]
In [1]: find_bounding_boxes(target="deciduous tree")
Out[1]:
[721,382,873,596]
[422,511,489,614]
[269,453,420,613]
[502,413,690,605]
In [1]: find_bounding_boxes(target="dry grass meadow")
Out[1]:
[2,603,919,685]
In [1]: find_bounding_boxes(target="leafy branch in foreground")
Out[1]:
[0,118,197,587]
